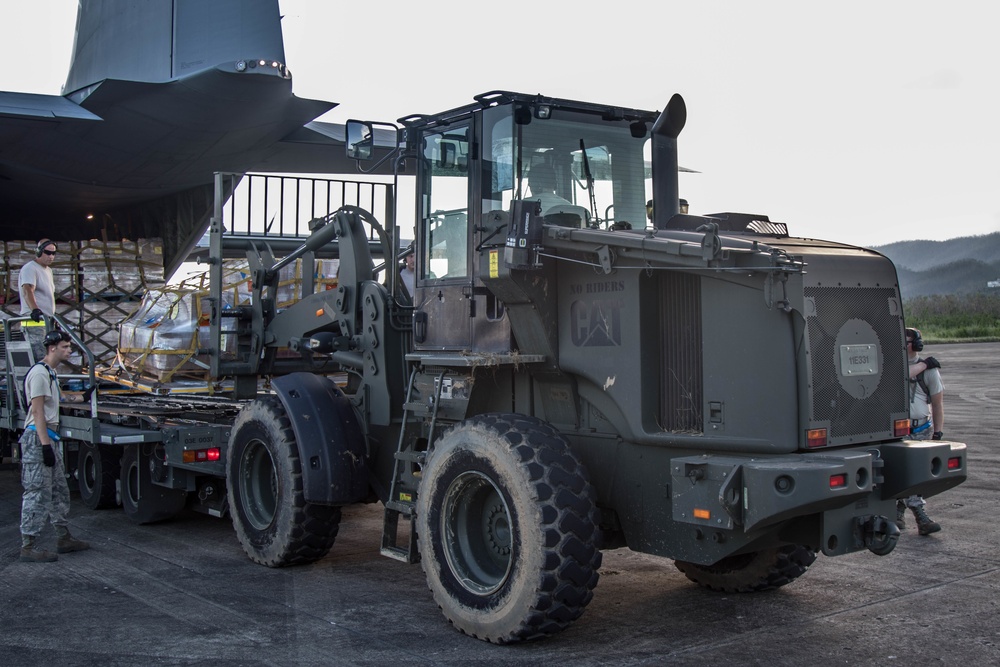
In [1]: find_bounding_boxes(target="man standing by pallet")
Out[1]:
[18,239,58,362]
[19,330,90,562]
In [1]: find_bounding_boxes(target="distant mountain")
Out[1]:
[870,232,1000,298]
[872,232,1000,272]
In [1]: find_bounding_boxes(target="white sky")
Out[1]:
[2,0,998,248]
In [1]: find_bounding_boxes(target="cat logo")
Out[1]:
[570,299,622,346]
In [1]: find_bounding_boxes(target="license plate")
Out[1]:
[840,344,878,376]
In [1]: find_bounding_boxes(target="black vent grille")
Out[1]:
[661,273,703,432]
[805,287,906,442]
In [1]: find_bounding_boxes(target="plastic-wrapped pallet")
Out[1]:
[118,287,235,382]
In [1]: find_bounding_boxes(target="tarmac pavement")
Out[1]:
[1,342,998,666]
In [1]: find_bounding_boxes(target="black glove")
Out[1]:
[82,386,95,402]
[932,431,943,440]
[41,444,56,467]
[923,356,941,370]
[30,308,43,322]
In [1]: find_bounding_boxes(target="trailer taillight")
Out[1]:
[183,448,221,463]
[807,429,827,448]
[830,473,848,489]
[894,419,910,437]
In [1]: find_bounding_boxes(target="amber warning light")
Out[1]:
[183,448,221,463]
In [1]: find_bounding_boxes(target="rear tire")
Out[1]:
[227,397,341,567]
[674,544,817,593]
[121,445,187,524]
[416,413,601,643]
[78,441,121,510]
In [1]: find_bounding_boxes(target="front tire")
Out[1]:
[121,445,187,524]
[227,397,341,567]
[78,441,121,510]
[674,545,817,593]
[416,413,602,643]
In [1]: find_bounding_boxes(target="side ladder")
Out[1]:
[379,367,445,562]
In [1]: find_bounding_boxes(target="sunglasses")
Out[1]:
[42,250,57,256]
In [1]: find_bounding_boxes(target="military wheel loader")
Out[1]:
[219,91,967,643]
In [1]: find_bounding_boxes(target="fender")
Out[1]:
[271,373,368,504]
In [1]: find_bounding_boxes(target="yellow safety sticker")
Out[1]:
[489,249,499,279]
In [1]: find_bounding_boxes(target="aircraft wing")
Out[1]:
[0,91,103,122]
[254,121,400,175]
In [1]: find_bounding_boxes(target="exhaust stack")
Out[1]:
[650,94,687,230]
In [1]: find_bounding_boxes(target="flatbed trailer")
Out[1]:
[2,316,240,522]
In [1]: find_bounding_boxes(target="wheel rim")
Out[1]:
[240,439,278,530]
[81,450,97,496]
[441,470,513,595]
[125,457,140,506]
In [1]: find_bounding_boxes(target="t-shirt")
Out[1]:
[908,357,944,423]
[24,363,60,429]
[400,266,415,296]
[18,260,55,316]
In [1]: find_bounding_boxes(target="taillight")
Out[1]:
[894,419,910,437]
[830,473,848,489]
[182,447,221,463]
[948,457,961,471]
[807,428,827,448]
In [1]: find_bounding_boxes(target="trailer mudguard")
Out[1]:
[271,373,369,504]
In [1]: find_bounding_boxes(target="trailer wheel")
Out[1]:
[77,441,121,510]
[227,397,341,567]
[121,445,187,524]
[416,413,601,643]
[674,544,817,593]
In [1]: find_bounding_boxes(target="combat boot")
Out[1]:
[19,536,58,563]
[910,506,941,536]
[55,527,90,553]
[895,500,906,530]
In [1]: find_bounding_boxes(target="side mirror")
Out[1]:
[346,120,374,160]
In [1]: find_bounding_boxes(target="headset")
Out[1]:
[35,239,55,257]
[42,330,71,349]
[905,327,924,352]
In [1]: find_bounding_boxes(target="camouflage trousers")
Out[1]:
[22,325,47,364]
[19,428,70,537]
[901,427,933,509]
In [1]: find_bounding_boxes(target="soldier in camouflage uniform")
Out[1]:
[19,330,90,562]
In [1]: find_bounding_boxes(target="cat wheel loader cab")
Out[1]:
[221,91,967,644]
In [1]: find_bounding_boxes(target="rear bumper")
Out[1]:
[670,439,966,557]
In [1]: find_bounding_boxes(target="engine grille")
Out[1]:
[660,273,703,432]
[805,286,906,443]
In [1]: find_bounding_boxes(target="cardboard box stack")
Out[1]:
[1,239,165,368]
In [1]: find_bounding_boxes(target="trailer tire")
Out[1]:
[674,544,817,593]
[121,444,187,524]
[228,397,341,567]
[78,441,121,510]
[416,413,601,643]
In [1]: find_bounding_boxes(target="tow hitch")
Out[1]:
[855,515,900,556]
